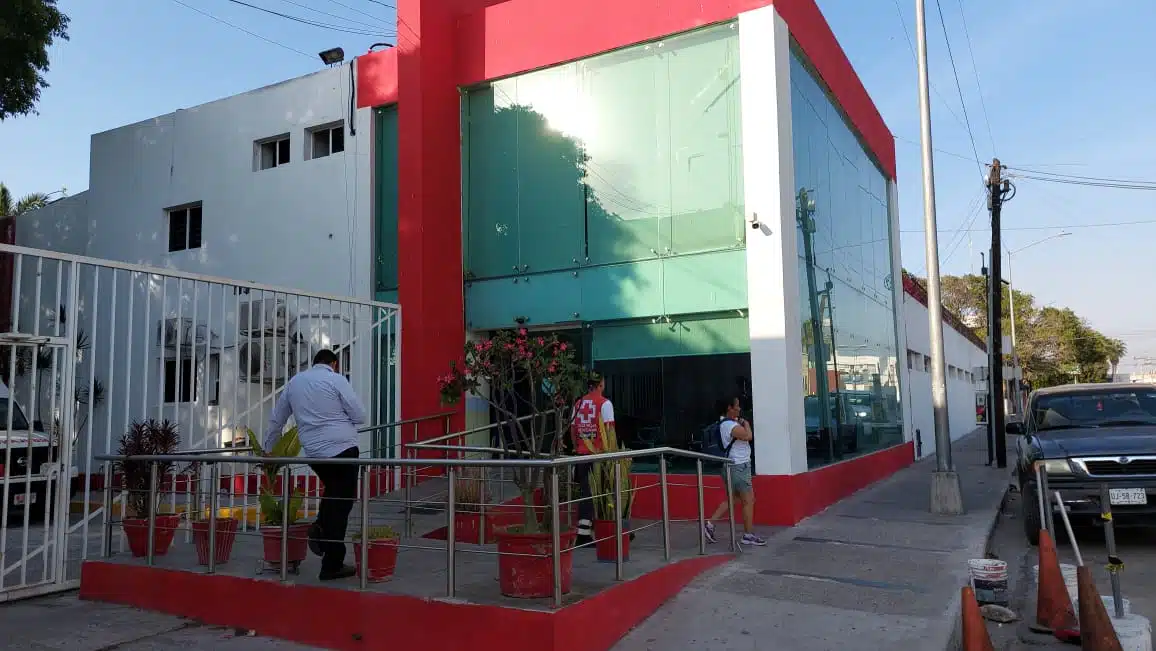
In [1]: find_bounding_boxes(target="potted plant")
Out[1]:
[353,525,401,582]
[247,427,311,572]
[589,455,634,563]
[114,419,183,558]
[453,466,493,544]
[438,330,587,599]
[192,512,240,566]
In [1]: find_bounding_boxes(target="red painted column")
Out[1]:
[396,0,463,438]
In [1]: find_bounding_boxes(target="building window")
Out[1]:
[256,134,290,170]
[167,204,203,252]
[308,122,345,159]
[163,353,220,404]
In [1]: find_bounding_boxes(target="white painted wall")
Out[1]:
[903,294,988,460]
[10,64,396,469]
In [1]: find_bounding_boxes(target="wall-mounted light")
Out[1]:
[319,47,345,66]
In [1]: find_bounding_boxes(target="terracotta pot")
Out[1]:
[496,529,575,599]
[192,518,240,565]
[592,519,630,562]
[261,522,311,565]
[122,514,182,558]
[354,537,400,582]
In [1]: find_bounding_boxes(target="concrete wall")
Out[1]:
[10,64,394,468]
[902,294,988,459]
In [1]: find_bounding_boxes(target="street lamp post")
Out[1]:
[1006,231,1070,411]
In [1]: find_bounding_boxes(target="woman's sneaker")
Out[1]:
[703,521,717,544]
[741,532,767,546]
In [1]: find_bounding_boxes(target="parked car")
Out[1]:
[1,381,74,522]
[805,393,861,456]
[1010,382,1156,545]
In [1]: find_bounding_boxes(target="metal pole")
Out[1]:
[1040,467,1055,537]
[1098,484,1125,618]
[695,460,706,556]
[146,462,158,566]
[207,465,219,574]
[915,0,952,474]
[1034,462,1048,537]
[360,466,371,590]
[550,467,562,608]
[614,461,624,580]
[101,461,113,558]
[1053,491,1083,567]
[447,466,456,598]
[989,160,1007,469]
[279,466,290,582]
[479,468,488,546]
[659,455,671,562]
[915,0,963,514]
[724,464,738,553]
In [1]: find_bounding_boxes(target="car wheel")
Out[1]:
[1022,480,1041,546]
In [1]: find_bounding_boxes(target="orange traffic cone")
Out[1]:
[1077,566,1124,651]
[1030,529,1080,641]
[961,586,996,651]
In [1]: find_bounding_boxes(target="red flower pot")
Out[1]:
[496,529,575,599]
[192,518,240,565]
[123,515,182,558]
[593,519,630,562]
[354,538,400,582]
[454,511,497,545]
[261,522,311,566]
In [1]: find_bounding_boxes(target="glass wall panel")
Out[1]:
[789,47,902,470]
[462,23,743,279]
[374,106,399,292]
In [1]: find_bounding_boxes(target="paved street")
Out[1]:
[988,487,1155,650]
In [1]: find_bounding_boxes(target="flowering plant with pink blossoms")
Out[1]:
[437,329,586,533]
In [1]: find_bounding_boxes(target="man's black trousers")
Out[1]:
[309,446,360,572]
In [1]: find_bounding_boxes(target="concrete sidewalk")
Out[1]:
[614,430,1012,651]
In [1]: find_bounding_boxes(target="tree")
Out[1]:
[0,182,56,216]
[0,0,70,120]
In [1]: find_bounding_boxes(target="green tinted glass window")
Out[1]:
[374,106,399,292]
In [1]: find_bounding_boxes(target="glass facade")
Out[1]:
[461,23,748,466]
[789,47,903,469]
[462,23,744,282]
[374,105,399,294]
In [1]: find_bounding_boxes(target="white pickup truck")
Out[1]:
[0,381,77,522]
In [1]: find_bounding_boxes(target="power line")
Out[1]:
[954,0,995,155]
[363,0,397,9]
[1005,167,1156,188]
[890,0,969,133]
[1011,173,1156,191]
[222,0,396,37]
[324,0,393,27]
[274,0,384,29]
[933,0,985,187]
[902,218,1156,233]
[170,0,313,59]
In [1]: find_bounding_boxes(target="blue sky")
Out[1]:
[2,0,1155,371]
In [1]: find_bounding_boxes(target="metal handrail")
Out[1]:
[95,445,736,607]
[94,446,731,467]
[357,411,457,434]
[409,413,535,448]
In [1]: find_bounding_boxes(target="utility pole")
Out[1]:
[798,189,835,462]
[914,0,963,514]
[981,253,993,466]
[988,159,1008,468]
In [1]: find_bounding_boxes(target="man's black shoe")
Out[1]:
[308,523,323,557]
[629,532,636,542]
[575,534,594,548]
[319,564,357,581]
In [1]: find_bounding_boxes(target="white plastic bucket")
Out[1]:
[969,559,1009,605]
[1110,613,1151,651]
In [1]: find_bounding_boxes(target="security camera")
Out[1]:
[749,212,761,230]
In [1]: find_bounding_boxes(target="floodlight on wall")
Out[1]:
[319,47,345,66]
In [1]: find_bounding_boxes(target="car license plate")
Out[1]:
[13,492,36,506]
[1109,488,1148,506]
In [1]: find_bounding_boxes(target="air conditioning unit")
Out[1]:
[238,298,293,335]
[238,339,294,383]
[156,317,216,353]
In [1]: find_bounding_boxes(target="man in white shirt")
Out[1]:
[704,397,766,546]
[264,349,367,580]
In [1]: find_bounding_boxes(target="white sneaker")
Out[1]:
[741,533,767,546]
[703,521,717,544]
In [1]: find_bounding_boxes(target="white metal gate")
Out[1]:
[0,243,400,601]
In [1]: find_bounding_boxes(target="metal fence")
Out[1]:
[93,446,736,608]
[0,242,400,601]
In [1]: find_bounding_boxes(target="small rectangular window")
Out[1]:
[256,134,291,170]
[167,203,203,252]
[164,358,197,403]
[307,122,345,159]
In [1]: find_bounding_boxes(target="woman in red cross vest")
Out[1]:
[570,372,615,547]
